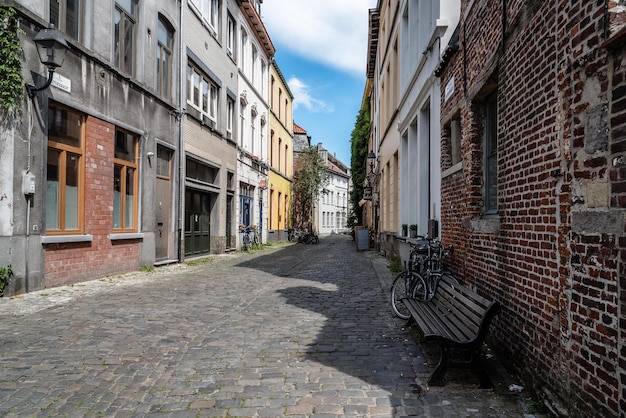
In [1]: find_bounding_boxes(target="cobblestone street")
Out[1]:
[0,235,539,417]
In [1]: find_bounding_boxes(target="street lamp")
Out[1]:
[26,25,69,98]
[367,151,376,174]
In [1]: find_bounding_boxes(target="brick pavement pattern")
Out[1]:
[0,235,536,417]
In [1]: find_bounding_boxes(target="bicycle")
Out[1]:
[251,225,260,248]
[242,226,252,251]
[390,236,458,319]
[241,225,260,251]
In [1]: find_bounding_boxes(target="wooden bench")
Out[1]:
[402,275,500,388]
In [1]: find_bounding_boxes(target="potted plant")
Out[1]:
[409,224,418,238]
[0,264,13,298]
[402,224,408,236]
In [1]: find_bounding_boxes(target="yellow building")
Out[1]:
[267,60,294,241]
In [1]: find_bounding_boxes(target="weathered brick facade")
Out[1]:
[438,0,625,416]
[44,116,141,286]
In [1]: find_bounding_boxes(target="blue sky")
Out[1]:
[261,0,378,167]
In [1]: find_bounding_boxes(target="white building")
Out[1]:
[316,144,351,236]
[397,0,459,239]
[235,0,274,246]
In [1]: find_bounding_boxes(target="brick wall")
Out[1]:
[439,1,623,416]
[45,116,141,287]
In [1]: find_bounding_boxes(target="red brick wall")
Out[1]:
[44,116,141,287]
[611,34,626,417]
[439,1,622,416]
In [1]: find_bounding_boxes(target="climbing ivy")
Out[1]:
[0,7,24,121]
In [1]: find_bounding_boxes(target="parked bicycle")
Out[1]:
[390,236,459,319]
[242,225,260,251]
[287,228,318,244]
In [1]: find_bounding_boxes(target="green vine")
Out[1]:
[0,7,24,121]
[0,264,13,297]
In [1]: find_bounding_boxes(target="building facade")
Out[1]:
[435,1,626,416]
[2,0,182,293]
[315,144,350,236]
[1,0,295,294]
[182,0,240,257]
[366,0,459,259]
[267,60,294,242]
[235,0,273,247]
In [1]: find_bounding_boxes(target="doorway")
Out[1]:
[155,146,172,262]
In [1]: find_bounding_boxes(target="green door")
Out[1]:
[184,190,211,256]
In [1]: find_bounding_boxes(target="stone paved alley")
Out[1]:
[0,235,543,417]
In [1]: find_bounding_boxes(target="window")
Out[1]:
[241,29,248,72]
[114,129,138,231]
[114,0,138,74]
[190,0,220,33]
[450,117,462,166]
[251,45,258,84]
[484,94,498,214]
[227,13,236,58]
[157,16,174,100]
[46,103,84,234]
[50,0,81,40]
[186,158,218,185]
[227,96,235,138]
[156,146,172,178]
[186,63,219,125]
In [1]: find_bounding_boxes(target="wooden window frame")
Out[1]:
[46,103,85,235]
[113,129,139,232]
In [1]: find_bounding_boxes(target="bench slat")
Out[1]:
[405,299,477,342]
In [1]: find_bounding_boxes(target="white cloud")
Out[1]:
[262,0,379,76]
[287,76,334,113]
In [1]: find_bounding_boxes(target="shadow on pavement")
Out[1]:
[235,234,538,417]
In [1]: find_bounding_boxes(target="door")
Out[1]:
[184,190,211,256]
[155,146,172,261]
[226,194,233,248]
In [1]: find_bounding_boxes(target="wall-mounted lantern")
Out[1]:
[26,25,69,98]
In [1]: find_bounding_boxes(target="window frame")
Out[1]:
[50,0,82,41]
[484,93,498,215]
[113,129,139,232]
[157,15,174,100]
[45,103,85,235]
[189,0,220,35]
[186,62,219,125]
[226,96,235,138]
[227,12,236,59]
[114,0,138,75]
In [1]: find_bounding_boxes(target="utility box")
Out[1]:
[355,226,369,251]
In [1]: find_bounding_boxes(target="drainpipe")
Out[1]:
[177,0,185,262]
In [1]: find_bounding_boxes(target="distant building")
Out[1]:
[267,60,294,242]
[315,144,351,236]
[293,123,310,152]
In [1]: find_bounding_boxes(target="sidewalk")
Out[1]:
[0,235,541,417]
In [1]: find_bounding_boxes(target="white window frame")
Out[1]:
[189,0,220,35]
[187,63,219,125]
[227,13,236,59]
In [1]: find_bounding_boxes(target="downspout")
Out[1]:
[177,0,185,262]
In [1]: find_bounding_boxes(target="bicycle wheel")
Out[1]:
[411,273,428,301]
[391,271,412,319]
[253,233,260,248]
[242,233,251,251]
[423,272,459,300]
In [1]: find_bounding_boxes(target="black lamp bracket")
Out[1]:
[26,68,55,99]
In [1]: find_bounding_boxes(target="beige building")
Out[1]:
[267,61,294,241]
[365,1,401,251]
